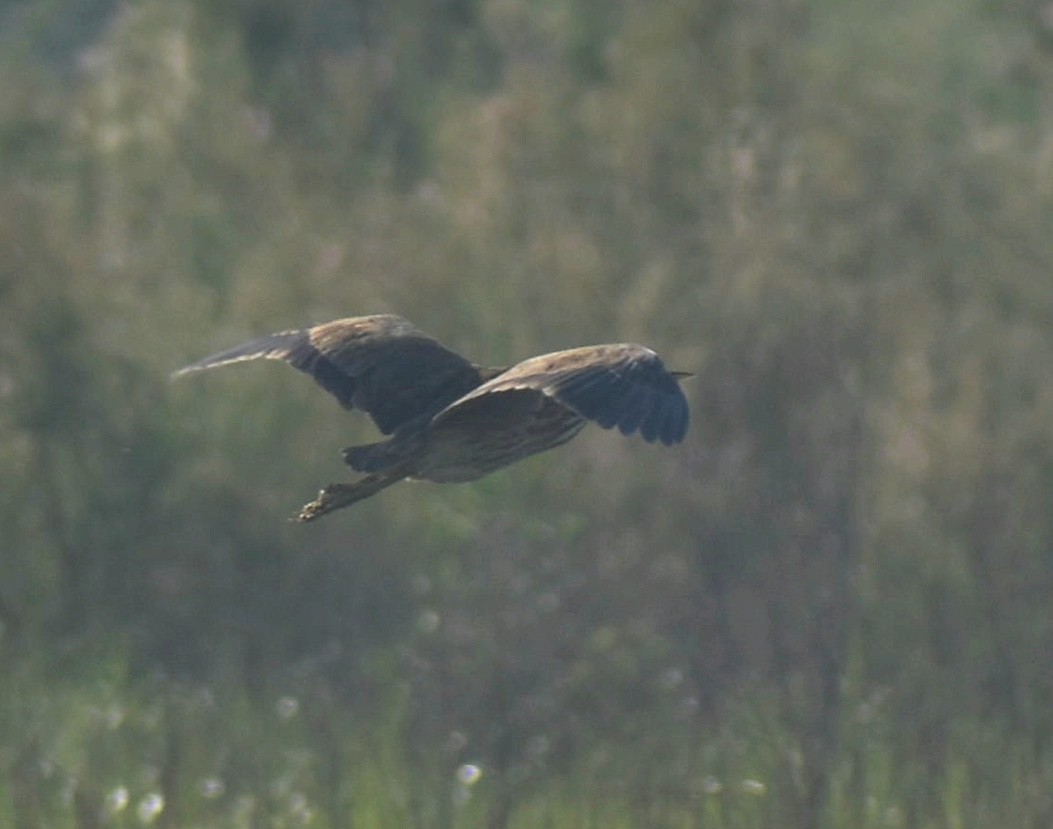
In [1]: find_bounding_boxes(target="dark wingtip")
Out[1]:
[641,387,689,445]
[551,354,691,445]
[661,395,690,445]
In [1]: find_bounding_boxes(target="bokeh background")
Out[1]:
[3,1,1053,826]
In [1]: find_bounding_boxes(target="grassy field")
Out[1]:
[2,638,1050,829]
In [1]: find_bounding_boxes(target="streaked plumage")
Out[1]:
[173,315,690,521]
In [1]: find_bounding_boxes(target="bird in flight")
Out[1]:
[173,315,690,521]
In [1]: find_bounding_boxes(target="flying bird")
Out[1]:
[173,315,690,521]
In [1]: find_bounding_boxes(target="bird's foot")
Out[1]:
[292,469,406,522]
[294,485,347,523]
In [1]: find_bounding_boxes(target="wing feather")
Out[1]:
[172,315,486,434]
[436,343,690,445]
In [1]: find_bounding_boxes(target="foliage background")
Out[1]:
[2,0,1053,826]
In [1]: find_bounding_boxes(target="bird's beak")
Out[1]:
[671,370,694,380]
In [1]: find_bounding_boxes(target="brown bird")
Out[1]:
[173,315,690,521]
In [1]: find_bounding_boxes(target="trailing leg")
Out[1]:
[295,464,410,522]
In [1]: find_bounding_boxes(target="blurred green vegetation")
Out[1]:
[2,0,1053,826]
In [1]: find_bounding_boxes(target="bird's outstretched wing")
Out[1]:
[434,344,690,445]
[172,315,487,434]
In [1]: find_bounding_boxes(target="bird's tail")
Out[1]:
[343,430,425,472]
[295,464,410,522]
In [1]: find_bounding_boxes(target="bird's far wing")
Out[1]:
[436,344,690,445]
[172,315,485,434]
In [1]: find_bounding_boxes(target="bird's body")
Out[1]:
[173,315,690,521]
[414,391,587,482]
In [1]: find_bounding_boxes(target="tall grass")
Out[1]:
[2,638,1050,829]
